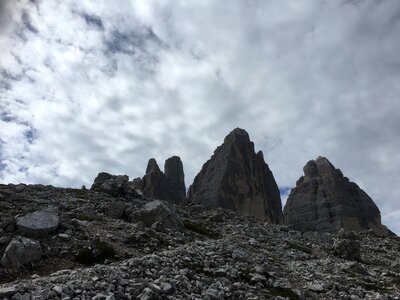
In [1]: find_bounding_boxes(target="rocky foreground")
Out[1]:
[1,183,400,300]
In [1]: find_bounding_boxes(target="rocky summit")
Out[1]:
[141,157,186,204]
[284,157,390,235]
[188,128,283,224]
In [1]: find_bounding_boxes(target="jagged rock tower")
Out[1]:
[188,128,283,223]
[142,156,186,204]
[284,156,387,234]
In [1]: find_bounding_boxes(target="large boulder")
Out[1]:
[1,236,42,270]
[129,200,183,230]
[142,157,186,204]
[188,128,283,223]
[91,172,139,199]
[284,157,386,233]
[16,206,59,237]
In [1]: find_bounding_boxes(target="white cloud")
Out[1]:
[1,0,399,233]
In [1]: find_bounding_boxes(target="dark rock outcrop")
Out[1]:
[91,172,138,199]
[142,157,186,204]
[188,128,283,223]
[142,159,167,200]
[284,156,386,234]
[164,156,186,203]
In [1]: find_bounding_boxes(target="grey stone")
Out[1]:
[52,286,62,295]
[16,206,59,237]
[188,128,283,223]
[342,262,369,275]
[129,200,182,230]
[204,288,222,300]
[138,287,154,300]
[1,236,42,269]
[251,273,266,282]
[91,172,138,199]
[284,157,387,233]
[0,286,18,298]
[104,201,126,219]
[308,283,324,292]
[333,238,361,261]
[160,282,172,294]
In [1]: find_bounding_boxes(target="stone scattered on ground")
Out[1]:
[0,183,400,299]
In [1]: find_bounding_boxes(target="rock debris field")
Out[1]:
[1,183,400,300]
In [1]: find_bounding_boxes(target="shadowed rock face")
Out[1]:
[142,159,167,200]
[284,157,386,233]
[188,128,283,223]
[142,157,186,204]
[164,156,186,203]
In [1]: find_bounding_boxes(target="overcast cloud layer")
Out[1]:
[1,0,399,233]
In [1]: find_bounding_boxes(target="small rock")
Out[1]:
[52,286,63,295]
[254,265,268,275]
[0,286,18,298]
[160,282,172,294]
[308,283,324,292]
[204,288,222,300]
[342,262,369,275]
[251,273,266,282]
[137,287,154,300]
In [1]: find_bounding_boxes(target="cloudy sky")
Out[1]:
[1,0,399,232]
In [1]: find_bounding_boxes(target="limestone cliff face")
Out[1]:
[188,128,283,224]
[284,157,386,233]
[142,157,186,204]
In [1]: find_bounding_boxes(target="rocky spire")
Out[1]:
[188,128,283,223]
[142,159,166,201]
[283,156,387,234]
[142,156,186,204]
[164,156,186,203]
